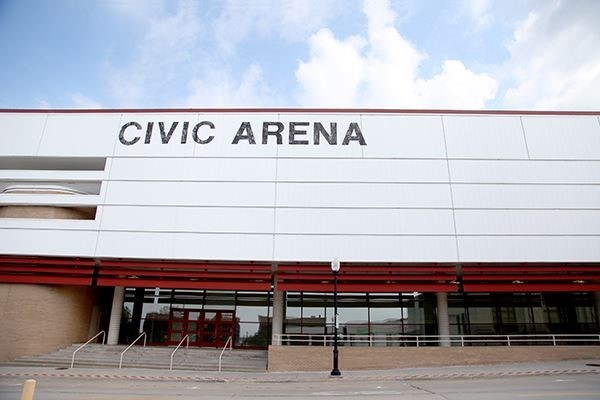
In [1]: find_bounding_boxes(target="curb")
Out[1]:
[1,368,599,383]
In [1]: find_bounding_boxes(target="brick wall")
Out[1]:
[0,284,96,361]
[268,345,600,372]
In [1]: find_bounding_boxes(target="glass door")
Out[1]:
[169,309,236,347]
[167,309,202,346]
[200,310,236,347]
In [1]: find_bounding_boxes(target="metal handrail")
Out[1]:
[274,333,600,347]
[70,331,105,368]
[169,334,189,371]
[119,332,147,369]
[218,336,233,372]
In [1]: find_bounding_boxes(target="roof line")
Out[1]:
[0,108,599,115]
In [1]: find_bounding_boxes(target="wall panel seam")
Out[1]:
[440,115,460,263]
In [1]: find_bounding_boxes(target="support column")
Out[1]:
[271,290,285,346]
[106,287,125,345]
[436,292,450,347]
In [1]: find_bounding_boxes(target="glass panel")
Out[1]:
[221,313,233,321]
[142,308,169,345]
[172,310,184,320]
[369,295,401,317]
[285,292,302,317]
[284,292,302,334]
[204,311,217,321]
[303,293,327,334]
[337,293,368,324]
[205,291,235,310]
[370,323,402,335]
[171,290,204,306]
[236,291,271,332]
[462,294,498,335]
[283,324,301,334]
[447,293,468,335]
[171,321,183,331]
[157,289,174,304]
[220,323,234,335]
[188,322,198,331]
[237,322,268,347]
[236,306,267,323]
[188,311,200,321]
[203,312,216,342]
[170,332,182,342]
[404,297,426,335]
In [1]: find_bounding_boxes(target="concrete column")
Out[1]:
[271,290,285,346]
[595,292,600,327]
[436,292,450,347]
[106,287,125,345]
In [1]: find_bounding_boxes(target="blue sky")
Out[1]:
[0,0,598,110]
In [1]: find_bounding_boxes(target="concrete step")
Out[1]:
[6,345,267,372]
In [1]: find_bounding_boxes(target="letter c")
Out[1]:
[119,121,142,145]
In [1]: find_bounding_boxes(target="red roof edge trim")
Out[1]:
[0,108,598,116]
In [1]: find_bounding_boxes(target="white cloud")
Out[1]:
[295,0,497,108]
[461,0,494,31]
[416,60,497,109]
[70,94,103,109]
[296,29,366,107]
[214,0,341,53]
[186,64,281,107]
[105,0,204,107]
[501,0,600,110]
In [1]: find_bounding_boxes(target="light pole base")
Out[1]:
[330,347,341,376]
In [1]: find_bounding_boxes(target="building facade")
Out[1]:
[1,109,599,360]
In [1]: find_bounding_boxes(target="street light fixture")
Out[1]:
[330,257,341,376]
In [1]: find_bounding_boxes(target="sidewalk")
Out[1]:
[1,359,599,383]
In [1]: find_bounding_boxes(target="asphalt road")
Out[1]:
[1,374,599,400]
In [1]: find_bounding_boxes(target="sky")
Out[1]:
[0,0,599,110]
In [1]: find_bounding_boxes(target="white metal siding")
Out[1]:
[1,111,599,263]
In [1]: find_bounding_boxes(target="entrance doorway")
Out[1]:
[168,309,236,347]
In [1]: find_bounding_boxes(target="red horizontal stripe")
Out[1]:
[463,283,600,292]
[0,266,93,275]
[278,282,457,293]
[97,278,270,291]
[99,269,270,280]
[278,273,455,281]
[100,260,271,271]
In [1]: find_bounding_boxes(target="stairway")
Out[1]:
[6,344,268,372]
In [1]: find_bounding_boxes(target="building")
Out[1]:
[1,108,599,362]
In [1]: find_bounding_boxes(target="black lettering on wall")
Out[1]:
[118,121,142,145]
[159,121,178,144]
[144,122,154,144]
[314,122,337,145]
[262,122,284,144]
[289,122,310,145]
[232,122,256,144]
[192,121,215,144]
[181,121,189,144]
[342,122,367,145]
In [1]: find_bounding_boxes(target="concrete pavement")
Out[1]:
[1,361,600,400]
[1,359,600,383]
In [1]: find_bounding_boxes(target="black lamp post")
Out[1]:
[330,258,341,376]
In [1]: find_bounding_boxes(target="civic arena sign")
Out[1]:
[118,120,367,146]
